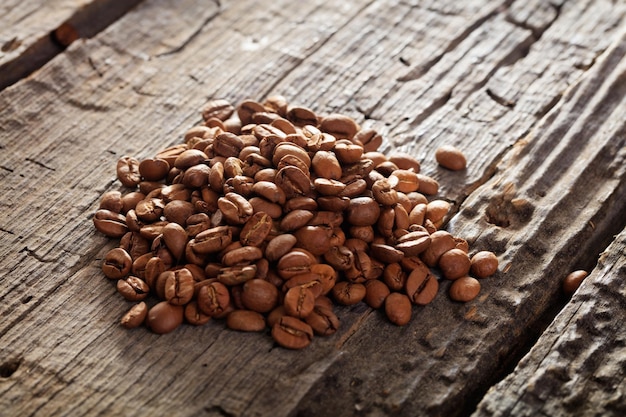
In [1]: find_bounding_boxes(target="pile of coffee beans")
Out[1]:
[93,96,498,349]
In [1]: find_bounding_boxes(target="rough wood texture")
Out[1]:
[0,0,142,90]
[473,225,626,417]
[1,0,625,416]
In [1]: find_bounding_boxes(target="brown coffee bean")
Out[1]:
[145,302,184,334]
[117,156,141,187]
[197,281,230,316]
[271,316,314,349]
[372,178,399,206]
[421,230,456,267]
[470,251,499,278]
[323,245,355,271]
[319,113,359,139]
[311,150,342,180]
[385,292,412,326]
[202,99,235,121]
[310,264,337,295]
[334,139,363,164]
[426,200,451,229]
[563,270,588,294]
[139,158,170,181]
[286,106,318,127]
[184,301,212,326]
[222,246,263,266]
[449,276,480,302]
[265,234,297,262]
[241,279,279,313]
[294,226,332,256]
[161,222,187,261]
[416,174,439,195]
[389,169,419,193]
[383,263,407,292]
[102,248,132,279]
[99,191,124,213]
[226,310,266,332]
[364,280,390,309]
[439,248,471,280]
[435,145,466,171]
[405,266,439,305]
[280,209,314,231]
[275,165,312,199]
[353,128,382,152]
[277,250,314,279]
[395,228,431,256]
[284,285,316,319]
[408,203,427,226]
[332,281,366,305]
[174,149,208,169]
[192,226,233,254]
[120,232,150,260]
[135,198,164,223]
[346,197,381,226]
[240,212,273,247]
[305,305,339,336]
[120,301,148,329]
[454,237,470,253]
[217,264,257,286]
[163,268,194,305]
[117,276,150,301]
[267,305,288,328]
[388,152,420,173]
[252,181,286,204]
[94,209,129,238]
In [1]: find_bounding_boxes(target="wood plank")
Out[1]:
[472,225,626,417]
[0,0,142,90]
[0,0,625,416]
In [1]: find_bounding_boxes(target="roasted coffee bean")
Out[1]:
[120,231,150,260]
[323,245,354,271]
[161,222,188,261]
[332,281,366,305]
[439,248,471,280]
[395,228,431,256]
[102,248,133,279]
[240,212,272,247]
[277,250,314,279]
[385,292,412,326]
[271,316,314,349]
[94,209,128,238]
[421,230,456,267]
[135,198,164,223]
[435,145,467,171]
[117,156,141,187]
[305,305,339,336]
[217,264,257,286]
[192,226,233,254]
[197,281,230,316]
[218,192,254,224]
[241,279,279,313]
[416,174,439,195]
[280,209,314,231]
[202,99,235,121]
[346,197,380,226]
[121,192,145,214]
[252,181,286,204]
[405,266,439,305]
[226,310,266,332]
[117,276,150,301]
[99,191,124,213]
[311,150,342,180]
[184,301,212,326]
[364,279,390,309]
[284,285,316,319]
[222,246,263,266]
[174,149,208,169]
[294,225,332,256]
[146,301,184,334]
[562,270,588,294]
[470,251,499,278]
[139,158,170,181]
[449,276,480,302]
[275,165,312,198]
[353,128,382,152]
[426,200,451,229]
[408,203,427,226]
[388,152,420,173]
[383,263,407,292]
[164,268,195,305]
[265,234,297,262]
[120,301,148,329]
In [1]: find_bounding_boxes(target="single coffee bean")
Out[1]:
[222,246,263,266]
[218,192,254,224]
[383,263,407,291]
[416,174,439,195]
[364,279,390,309]
[311,150,342,180]
[439,248,471,280]
[280,209,314,232]
[241,278,279,313]
[117,276,150,301]
[305,305,340,336]
[174,149,208,169]
[385,292,412,326]
[146,301,184,334]
[284,285,316,319]
[454,237,470,253]
[310,263,337,295]
[470,251,499,278]
[197,281,230,317]
[117,156,141,187]
[334,139,363,164]
[323,245,355,271]
[388,152,421,173]
[102,248,133,279]
[94,209,129,238]
[562,270,588,294]
[226,310,266,332]
[139,158,170,181]
[353,128,382,152]
[155,143,188,167]
[217,264,257,286]
[271,316,314,349]
[408,203,427,226]
[421,230,456,267]
[184,300,212,326]
[332,281,366,306]
[192,226,233,254]
[252,181,286,204]
[99,190,124,213]
[239,212,272,247]
[405,266,439,305]
[319,113,359,139]
[277,250,314,279]
[267,305,288,328]
[294,225,333,256]
[120,301,148,329]
[164,268,195,305]
[449,276,481,302]
[161,222,188,261]
[121,191,145,214]
[346,197,380,226]
[395,228,431,256]
[425,200,451,229]
[286,106,318,127]
[435,145,467,171]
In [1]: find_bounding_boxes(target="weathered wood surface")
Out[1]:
[473,225,626,417]
[1,0,625,416]
[0,0,142,90]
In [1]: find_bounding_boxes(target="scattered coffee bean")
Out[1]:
[435,145,467,171]
[93,96,499,349]
[562,270,588,294]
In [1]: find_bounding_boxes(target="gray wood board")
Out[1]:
[0,0,625,416]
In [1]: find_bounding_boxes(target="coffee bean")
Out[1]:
[470,251,499,278]
[226,310,266,332]
[439,248,471,280]
[305,305,339,336]
[117,276,150,301]
[202,99,235,121]
[405,264,439,305]
[94,209,128,238]
[102,248,132,279]
[120,301,148,329]
[146,301,184,334]
[184,300,212,326]
[385,292,412,326]
[449,276,480,302]
[421,230,456,267]
[284,285,316,319]
[364,279,390,309]
[332,281,366,305]
[271,316,314,349]
[562,270,588,294]
[164,268,194,305]
[435,145,467,171]
[241,279,279,313]
[197,281,230,317]
[117,156,141,187]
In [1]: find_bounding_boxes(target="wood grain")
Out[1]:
[0,0,625,416]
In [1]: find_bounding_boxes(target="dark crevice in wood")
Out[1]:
[0,0,144,92]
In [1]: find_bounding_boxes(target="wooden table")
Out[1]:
[1,0,625,416]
